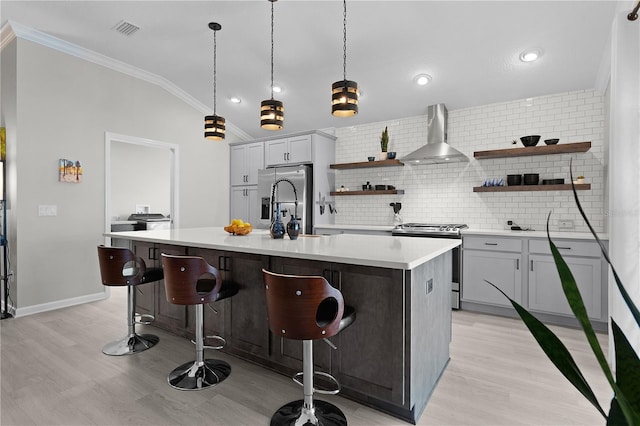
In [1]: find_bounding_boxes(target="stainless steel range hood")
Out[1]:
[401,104,468,164]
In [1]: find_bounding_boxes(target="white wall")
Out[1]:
[5,37,239,315]
[609,4,640,353]
[333,90,606,233]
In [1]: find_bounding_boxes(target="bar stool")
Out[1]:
[262,269,356,426]
[97,245,163,356]
[161,253,239,390]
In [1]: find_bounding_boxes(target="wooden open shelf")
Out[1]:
[330,189,405,196]
[473,184,591,192]
[474,142,591,160]
[330,159,404,169]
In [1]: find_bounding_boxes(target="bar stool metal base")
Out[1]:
[102,333,159,356]
[167,359,231,391]
[270,399,347,426]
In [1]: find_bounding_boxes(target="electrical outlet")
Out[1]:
[558,219,574,229]
[38,205,57,216]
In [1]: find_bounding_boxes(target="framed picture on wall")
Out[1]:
[59,159,82,183]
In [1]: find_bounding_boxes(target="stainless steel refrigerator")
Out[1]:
[257,165,312,234]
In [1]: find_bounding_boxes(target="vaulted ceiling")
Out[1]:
[1,1,619,139]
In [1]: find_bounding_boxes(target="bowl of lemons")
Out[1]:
[224,219,253,235]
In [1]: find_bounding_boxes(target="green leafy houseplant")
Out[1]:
[487,169,640,425]
[380,126,389,152]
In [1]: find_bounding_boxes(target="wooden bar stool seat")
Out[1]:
[161,254,239,390]
[262,269,356,426]
[97,245,163,356]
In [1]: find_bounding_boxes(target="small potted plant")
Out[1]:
[379,126,389,160]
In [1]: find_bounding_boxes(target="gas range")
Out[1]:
[391,223,468,238]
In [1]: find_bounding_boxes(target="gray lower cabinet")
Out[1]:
[461,236,523,307]
[462,234,607,326]
[528,239,604,320]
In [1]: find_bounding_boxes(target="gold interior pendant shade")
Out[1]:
[204,115,226,140]
[204,22,225,141]
[260,99,284,131]
[332,80,359,117]
[331,0,358,117]
[261,0,284,130]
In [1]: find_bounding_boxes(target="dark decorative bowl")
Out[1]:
[523,173,539,185]
[544,139,559,145]
[507,174,522,186]
[386,151,397,160]
[520,135,541,147]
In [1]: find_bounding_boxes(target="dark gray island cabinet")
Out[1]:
[106,228,459,424]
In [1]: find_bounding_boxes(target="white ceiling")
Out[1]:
[1,1,618,140]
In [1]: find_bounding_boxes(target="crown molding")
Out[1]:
[0,21,252,141]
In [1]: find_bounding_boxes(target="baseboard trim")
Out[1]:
[14,290,108,318]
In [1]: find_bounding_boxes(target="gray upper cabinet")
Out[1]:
[265,134,312,166]
[231,142,264,186]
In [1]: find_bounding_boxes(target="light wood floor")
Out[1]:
[1,288,610,426]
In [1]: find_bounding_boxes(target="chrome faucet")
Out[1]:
[270,178,299,222]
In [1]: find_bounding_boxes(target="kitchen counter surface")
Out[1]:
[314,224,395,232]
[105,227,460,270]
[462,228,608,240]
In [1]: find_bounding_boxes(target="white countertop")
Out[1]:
[105,227,460,270]
[314,224,395,232]
[461,228,608,240]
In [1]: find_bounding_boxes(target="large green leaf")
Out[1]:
[485,280,607,419]
[612,319,640,424]
[607,398,626,426]
[546,218,613,385]
[568,163,640,329]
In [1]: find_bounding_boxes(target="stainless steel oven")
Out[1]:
[392,223,467,309]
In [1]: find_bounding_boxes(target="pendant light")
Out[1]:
[260,0,284,130]
[204,22,225,141]
[332,0,358,117]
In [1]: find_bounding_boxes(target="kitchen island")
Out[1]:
[104,227,460,424]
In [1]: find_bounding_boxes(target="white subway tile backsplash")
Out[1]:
[333,89,606,233]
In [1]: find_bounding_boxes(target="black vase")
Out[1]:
[287,216,300,240]
[270,203,285,239]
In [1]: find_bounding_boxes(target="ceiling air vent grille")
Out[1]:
[113,20,141,36]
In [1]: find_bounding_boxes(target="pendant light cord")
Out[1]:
[213,28,217,114]
[270,0,275,100]
[342,0,347,81]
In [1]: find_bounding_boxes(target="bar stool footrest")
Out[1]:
[102,333,159,356]
[167,359,231,391]
[134,313,155,325]
[292,371,341,395]
[270,399,347,426]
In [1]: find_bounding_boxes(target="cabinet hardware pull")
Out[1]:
[284,153,287,161]
[557,247,572,250]
[484,242,498,246]
[516,259,519,270]
[224,256,231,271]
[218,255,224,270]
[531,260,534,271]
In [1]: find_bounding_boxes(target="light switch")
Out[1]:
[38,205,57,216]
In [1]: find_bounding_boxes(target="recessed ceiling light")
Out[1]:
[520,49,542,62]
[414,74,432,86]
[229,97,241,104]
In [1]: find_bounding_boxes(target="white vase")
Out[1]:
[379,151,388,160]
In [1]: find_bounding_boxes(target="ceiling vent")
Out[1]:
[113,20,141,36]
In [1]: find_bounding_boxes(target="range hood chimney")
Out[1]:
[400,104,468,164]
